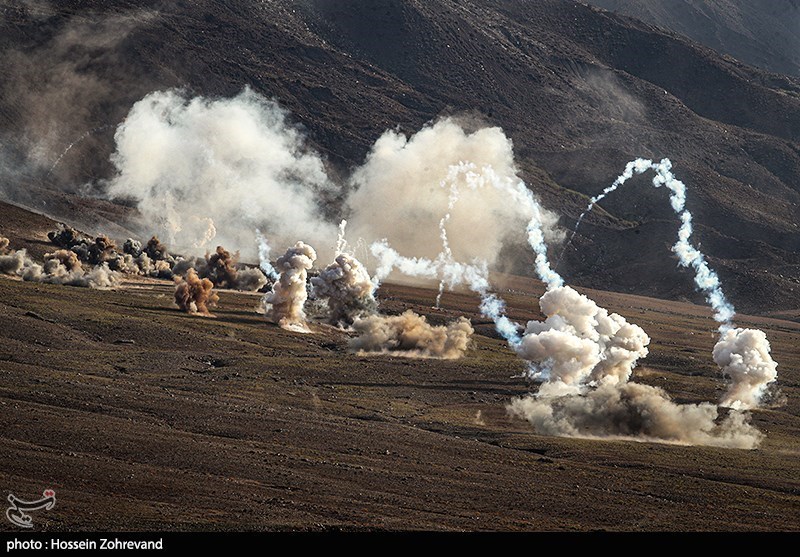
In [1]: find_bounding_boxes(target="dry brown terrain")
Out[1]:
[0,253,798,531]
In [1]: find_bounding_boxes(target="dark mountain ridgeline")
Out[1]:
[0,0,798,314]
[583,0,800,78]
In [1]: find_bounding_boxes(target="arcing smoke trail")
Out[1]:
[560,158,777,410]
[323,222,473,357]
[255,229,278,281]
[382,161,566,346]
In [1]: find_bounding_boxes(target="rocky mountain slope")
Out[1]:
[584,0,800,77]
[1,0,798,314]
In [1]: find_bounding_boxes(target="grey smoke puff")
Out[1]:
[171,257,203,277]
[508,382,763,449]
[21,258,119,288]
[233,267,269,292]
[0,249,29,275]
[311,253,378,325]
[349,310,474,359]
[48,224,88,249]
[266,242,317,332]
[45,249,83,272]
[0,236,119,288]
[122,238,143,257]
[198,245,267,291]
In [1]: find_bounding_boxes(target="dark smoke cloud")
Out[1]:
[310,252,378,325]
[0,235,119,287]
[174,268,219,316]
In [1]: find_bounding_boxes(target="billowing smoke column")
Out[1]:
[350,310,474,359]
[310,238,378,326]
[347,117,563,274]
[0,235,120,288]
[265,242,317,332]
[563,158,778,410]
[516,285,650,389]
[104,88,338,256]
[174,268,219,316]
[714,328,778,410]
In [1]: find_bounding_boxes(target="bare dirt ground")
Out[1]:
[0,270,798,531]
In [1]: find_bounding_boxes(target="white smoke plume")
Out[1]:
[714,328,779,410]
[508,382,763,449]
[0,249,28,275]
[346,118,563,277]
[563,158,778,409]
[103,88,338,257]
[515,285,651,387]
[509,285,764,448]
[350,310,474,359]
[265,242,317,332]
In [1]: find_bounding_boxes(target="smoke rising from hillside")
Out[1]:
[311,252,377,325]
[714,328,779,410]
[174,268,219,316]
[0,8,159,204]
[266,242,317,332]
[104,89,338,257]
[346,118,563,275]
[516,285,650,387]
[509,284,764,448]
[564,158,778,409]
[507,159,779,448]
[0,236,120,287]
